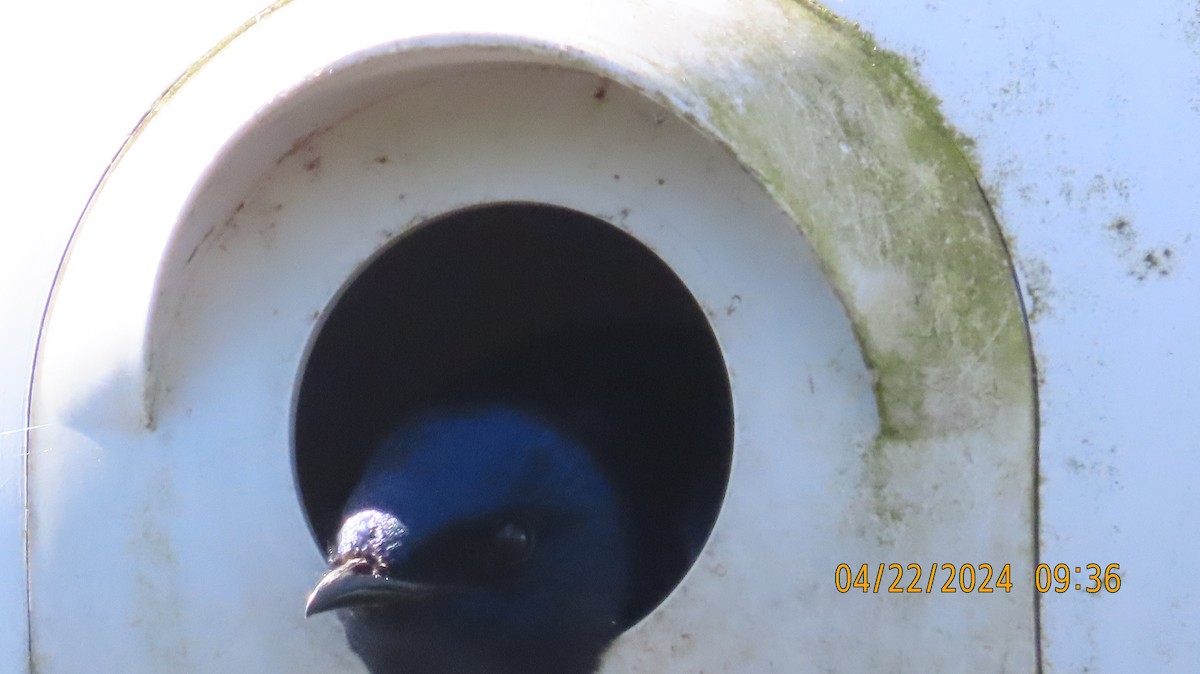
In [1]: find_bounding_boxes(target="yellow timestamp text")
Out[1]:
[834,563,1122,594]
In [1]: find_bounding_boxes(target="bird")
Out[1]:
[305,405,634,674]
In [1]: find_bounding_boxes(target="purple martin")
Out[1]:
[306,406,633,674]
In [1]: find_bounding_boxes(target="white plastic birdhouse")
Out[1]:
[16,0,1042,671]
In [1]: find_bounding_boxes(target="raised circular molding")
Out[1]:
[30,1,1035,671]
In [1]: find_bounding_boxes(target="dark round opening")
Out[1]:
[295,203,733,627]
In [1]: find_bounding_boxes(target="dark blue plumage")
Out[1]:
[306,406,632,674]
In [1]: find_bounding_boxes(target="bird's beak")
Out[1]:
[305,558,439,617]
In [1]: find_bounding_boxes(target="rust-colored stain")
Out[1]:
[184,225,218,266]
[277,124,333,165]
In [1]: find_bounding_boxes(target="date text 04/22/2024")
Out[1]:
[833,563,1122,594]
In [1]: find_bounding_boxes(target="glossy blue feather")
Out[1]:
[328,406,632,674]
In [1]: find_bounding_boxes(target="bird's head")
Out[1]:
[306,406,632,673]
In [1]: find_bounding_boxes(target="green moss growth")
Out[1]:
[790,0,982,171]
[677,0,1034,485]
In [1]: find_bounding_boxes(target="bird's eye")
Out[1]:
[492,522,534,565]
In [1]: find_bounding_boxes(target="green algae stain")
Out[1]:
[671,0,1035,530]
[790,0,981,168]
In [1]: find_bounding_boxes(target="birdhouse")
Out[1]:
[24,0,1036,671]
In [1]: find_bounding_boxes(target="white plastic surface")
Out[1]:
[2,3,271,672]
[29,45,876,672]
[23,0,1036,670]
[830,2,1200,670]
[4,1,1196,673]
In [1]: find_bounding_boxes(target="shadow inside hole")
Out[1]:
[294,202,732,627]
